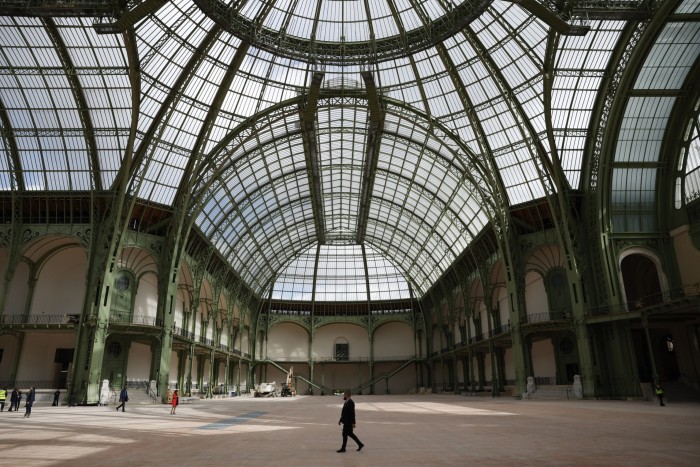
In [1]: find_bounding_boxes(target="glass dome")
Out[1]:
[195,0,493,64]
[272,243,412,301]
[1,0,696,301]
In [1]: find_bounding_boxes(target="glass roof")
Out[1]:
[611,3,700,233]
[272,243,411,302]
[676,98,700,206]
[1,0,696,299]
[196,0,493,64]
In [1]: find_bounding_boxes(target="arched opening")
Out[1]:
[620,254,662,307]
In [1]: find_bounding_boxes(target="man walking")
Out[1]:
[337,390,364,453]
[116,386,128,412]
[24,386,35,418]
[0,387,6,411]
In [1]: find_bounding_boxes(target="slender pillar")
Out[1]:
[8,334,25,385]
[477,352,486,391]
[177,349,186,390]
[642,314,659,385]
[186,344,194,396]
[224,355,230,394]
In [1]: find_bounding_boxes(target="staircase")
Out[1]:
[126,388,159,405]
[107,382,159,405]
[527,385,572,400]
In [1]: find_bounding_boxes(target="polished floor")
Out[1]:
[0,394,698,466]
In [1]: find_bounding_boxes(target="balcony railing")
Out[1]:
[522,309,572,324]
[491,323,511,336]
[108,314,163,326]
[268,355,415,363]
[0,314,79,325]
[173,326,195,340]
[585,282,700,317]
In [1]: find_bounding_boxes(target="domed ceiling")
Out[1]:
[0,0,698,299]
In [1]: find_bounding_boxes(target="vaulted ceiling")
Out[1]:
[1,0,698,299]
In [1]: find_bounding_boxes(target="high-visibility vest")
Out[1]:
[0,389,6,400]
[655,387,664,395]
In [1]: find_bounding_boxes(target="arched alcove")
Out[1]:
[620,253,663,306]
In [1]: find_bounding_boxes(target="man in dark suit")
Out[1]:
[116,386,128,412]
[337,390,364,453]
[24,386,35,418]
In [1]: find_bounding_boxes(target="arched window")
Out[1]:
[334,337,349,361]
[620,254,662,307]
[675,97,700,209]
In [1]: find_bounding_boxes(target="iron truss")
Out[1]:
[192,0,493,65]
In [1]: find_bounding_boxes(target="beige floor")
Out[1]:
[0,394,698,466]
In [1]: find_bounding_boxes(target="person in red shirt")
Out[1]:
[170,389,179,415]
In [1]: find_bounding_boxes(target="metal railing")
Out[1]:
[491,323,511,336]
[268,355,417,363]
[0,314,79,325]
[352,359,415,395]
[173,326,195,340]
[522,309,572,324]
[585,282,700,317]
[146,383,158,403]
[534,376,556,386]
[294,374,334,395]
[0,380,58,389]
[109,314,163,326]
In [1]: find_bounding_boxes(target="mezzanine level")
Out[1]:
[0,313,251,361]
[431,282,700,358]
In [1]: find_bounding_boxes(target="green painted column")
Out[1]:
[453,351,460,394]
[487,309,498,396]
[186,344,194,396]
[224,354,230,394]
[571,318,595,397]
[208,349,215,398]
[71,264,116,405]
[196,354,205,395]
[156,281,179,401]
[506,284,529,397]
[0,224,21,315]
[9,275,36,385]
[642,314,659,385]
[368,335,374,395]
[476,352,486,391]
[8,333,24,385]
[177,349,186,391]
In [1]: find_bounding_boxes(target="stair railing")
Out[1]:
[352,359,415,395]
[294,374,335,395]
[145,380,158,403]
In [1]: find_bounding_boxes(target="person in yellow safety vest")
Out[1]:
[0,387,6,411]
[655,384,665,406]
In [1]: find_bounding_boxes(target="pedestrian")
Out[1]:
[336,389,364,453]
[170,389,179,415]
[655,384,665,406]
[15,388,23,412]
[0,387,6,411]
[24,386,35,418]
[9,387,18,411]
[115,385,128,412]
[52,389,60,406]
